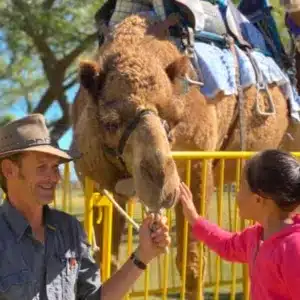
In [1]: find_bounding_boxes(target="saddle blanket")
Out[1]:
[192,41,300,122]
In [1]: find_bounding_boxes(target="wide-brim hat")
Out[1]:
[0,114,80,163]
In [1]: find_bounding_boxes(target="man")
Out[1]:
[95,0,166,30]
[95,0,300,46]
[0,114,171,299]
[94,0,181,45]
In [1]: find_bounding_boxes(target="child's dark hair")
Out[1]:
[245,149,300,211]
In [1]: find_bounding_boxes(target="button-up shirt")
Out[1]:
[0,200,101,300]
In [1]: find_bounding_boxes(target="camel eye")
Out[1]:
[103,122,120,133]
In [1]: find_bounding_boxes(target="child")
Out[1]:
[179,149,300,300]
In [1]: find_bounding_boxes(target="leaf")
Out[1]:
[0,0,103,135]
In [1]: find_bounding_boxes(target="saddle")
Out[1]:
[171,0,252,49]
[94,0,290,66]
[168,0,294,76]
[238,0,294,75]
[95,0,252,49]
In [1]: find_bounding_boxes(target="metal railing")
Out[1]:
[52,151,300,299]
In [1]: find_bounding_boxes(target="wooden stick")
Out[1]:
[103,189,140,231]
[102,189,169,254]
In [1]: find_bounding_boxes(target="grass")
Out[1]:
[53,186,250,300]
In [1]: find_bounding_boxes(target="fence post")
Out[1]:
[62,163,70,213]
[93,192,113,282]
[84,177,94,245]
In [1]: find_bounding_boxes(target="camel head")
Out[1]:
[77,46,192,212]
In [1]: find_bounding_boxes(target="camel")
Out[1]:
[71,14,300,300]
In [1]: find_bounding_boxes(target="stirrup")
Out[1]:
[255,82,276,116]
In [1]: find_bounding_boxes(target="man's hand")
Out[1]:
[135,214,170,264]
[100,214,170,299]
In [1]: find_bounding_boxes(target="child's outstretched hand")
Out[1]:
[179,182,200,226]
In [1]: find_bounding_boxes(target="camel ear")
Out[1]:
[79,60,105,98]
[165,56,190,82]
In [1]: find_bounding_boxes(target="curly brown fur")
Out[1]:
[71,14,300,299]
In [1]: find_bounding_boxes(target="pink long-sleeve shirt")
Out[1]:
[192,214,300,300]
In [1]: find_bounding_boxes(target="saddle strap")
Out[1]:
[224,0,252,50]
[228,36,247,151]
[213,36,247,169]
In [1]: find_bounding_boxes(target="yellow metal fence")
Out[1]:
[53,151,300,300]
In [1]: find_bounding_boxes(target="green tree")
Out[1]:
[0,114,15,127]
[270,0,290,47]
[0,0,102,140]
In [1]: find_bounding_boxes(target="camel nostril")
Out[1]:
[161,190,177,209]
[166,192,173,203]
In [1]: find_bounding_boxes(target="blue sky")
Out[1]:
[1,84,80,181]
[3,84,79,150]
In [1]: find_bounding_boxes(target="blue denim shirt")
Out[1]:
[0,200,102,300]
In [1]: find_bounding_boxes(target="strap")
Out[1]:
[94,0,117,26]
[227,36,247,151]
[225,0,252,50]
[130,251,147,270]
[163,0,180,17]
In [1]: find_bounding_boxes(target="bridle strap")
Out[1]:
[118,109,154,157]
[102,109,155,169]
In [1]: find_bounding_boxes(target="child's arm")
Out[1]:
[282,237,300,298]
[192,216,255,263]
[179,182,256,263]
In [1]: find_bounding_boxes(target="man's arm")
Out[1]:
[100,247,151,300]
[101,212,170,299]
[76,214,170,300]
[76,238,149,300]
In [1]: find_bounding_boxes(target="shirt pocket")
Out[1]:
[55,251,80,298]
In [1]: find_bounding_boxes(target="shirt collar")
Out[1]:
[2,200,57,241]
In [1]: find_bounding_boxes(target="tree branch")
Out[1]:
[35,90,71,141]
[42,0,56,10]
[25,95,33,113]
[48,95,71,142]
[57,94,70,117]
[64,68,78,85]
[11,0,58,80]
[64,77,78,90]
[49,115,71,142]
[60,32,98,70]
[33,87,55,114]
